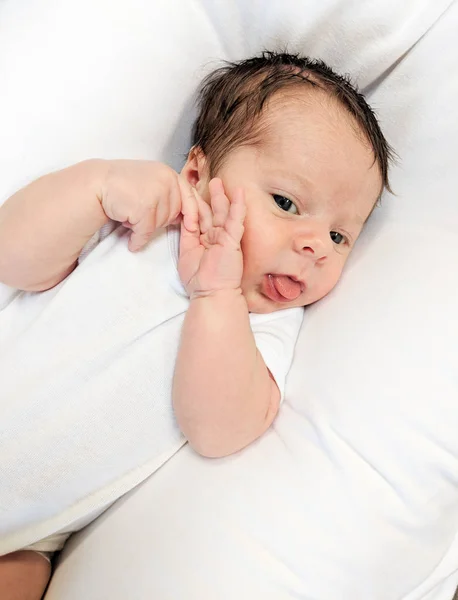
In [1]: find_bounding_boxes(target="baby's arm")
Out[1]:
[173,179,281,458]
[0,160,109,291]
[0,160,196,291]
[174,289,280,458]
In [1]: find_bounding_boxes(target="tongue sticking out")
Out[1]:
[270,275,302,301]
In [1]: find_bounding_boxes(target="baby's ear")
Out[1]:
[181,146,208,188]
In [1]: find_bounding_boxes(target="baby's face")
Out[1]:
[188,91,382,313]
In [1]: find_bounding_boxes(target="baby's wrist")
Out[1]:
[190,287,244,303]
[69,159,112,219]
[77,158,110,181]
[84,158,112,204]
[67,159,112,228]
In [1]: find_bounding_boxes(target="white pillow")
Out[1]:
[0,0,451,197]
[0,1,457,599]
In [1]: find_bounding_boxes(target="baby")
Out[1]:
[0,51,392,598]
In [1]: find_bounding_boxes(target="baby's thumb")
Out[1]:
[128,231,149,252]
[178,177,199,233]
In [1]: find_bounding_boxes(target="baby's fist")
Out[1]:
[100,160,197,252]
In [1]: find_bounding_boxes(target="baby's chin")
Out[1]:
[244,289,306,314]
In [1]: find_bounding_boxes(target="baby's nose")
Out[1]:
[293,230,330,260]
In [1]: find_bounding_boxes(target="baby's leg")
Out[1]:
[0,550,51,600]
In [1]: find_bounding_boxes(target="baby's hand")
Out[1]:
[100,160,198,252]
[178,178,246,298]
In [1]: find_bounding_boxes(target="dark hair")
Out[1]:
[192,50,395,194]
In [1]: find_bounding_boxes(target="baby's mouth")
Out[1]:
[263,274,303,302]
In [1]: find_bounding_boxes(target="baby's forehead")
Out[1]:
[260,87,359,136]
[255,90,369,164]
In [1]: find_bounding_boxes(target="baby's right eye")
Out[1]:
[273,194,298,214]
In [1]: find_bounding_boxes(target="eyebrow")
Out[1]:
[269,170,314,204]
[353,213,367,226]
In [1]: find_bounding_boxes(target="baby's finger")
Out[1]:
[225,187,246,243]
[179,216,200,257]
[127,207,160,251]
[179,188,206,255]
[209,178,230,228]
[178,176,199,233]
[129,227,154,252]
[197,191,213,234]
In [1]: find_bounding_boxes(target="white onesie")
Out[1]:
[0,224,303,555]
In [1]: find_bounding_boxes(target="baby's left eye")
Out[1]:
[273,194,298,214]
[330,231,345,245]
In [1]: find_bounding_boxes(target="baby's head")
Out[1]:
[182,51,394,313]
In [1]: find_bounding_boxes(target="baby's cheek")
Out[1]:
[314,266,343,301]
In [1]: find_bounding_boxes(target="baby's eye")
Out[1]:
[273,194,298,214]
[330,231,345,245]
